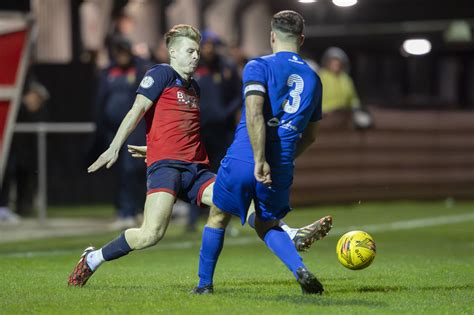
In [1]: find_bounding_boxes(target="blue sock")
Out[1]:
[248,212,256,228]
[101,232,133,261]
[198,226,225,287]
[263,227,305,278]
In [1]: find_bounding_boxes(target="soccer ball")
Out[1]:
[336,231,376,270]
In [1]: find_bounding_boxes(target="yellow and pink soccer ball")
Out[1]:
[336,231,376,270]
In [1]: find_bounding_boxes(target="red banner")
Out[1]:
[0,20,30,185]
[0,31,27,84]
[0,101,11,149]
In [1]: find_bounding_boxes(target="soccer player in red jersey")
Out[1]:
[68,24,213,287]
[68,24,331,287]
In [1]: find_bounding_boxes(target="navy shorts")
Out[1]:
[146,160,215,207]
[212,157,293,225]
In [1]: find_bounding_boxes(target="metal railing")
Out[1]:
[13,122,96,223]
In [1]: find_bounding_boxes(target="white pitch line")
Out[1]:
[334,212,474,234]
[1,212,473,258]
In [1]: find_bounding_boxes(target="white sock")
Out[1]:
[279,222,298,240]
[86,249,105,271]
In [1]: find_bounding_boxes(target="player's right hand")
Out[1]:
[87,147,119,173]
[254,160,272,186]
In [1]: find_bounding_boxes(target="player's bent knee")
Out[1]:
[200,182,214,207]
[255,219,279,240]
[207,205,231,229]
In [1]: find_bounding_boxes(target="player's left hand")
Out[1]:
[127,145,147,159]
[128,145,147,163]
[254,160,272,186]
[87,147,119,173]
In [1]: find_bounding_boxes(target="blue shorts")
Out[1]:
[212,157,293,224]
[147,160,215,207]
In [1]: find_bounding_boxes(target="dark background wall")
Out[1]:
[2,0,474,205]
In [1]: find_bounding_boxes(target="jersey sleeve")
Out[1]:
[136,65,170,102]
[242,59,267,98]
[310,80,323,122]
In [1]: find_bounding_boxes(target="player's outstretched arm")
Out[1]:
[294,121,318,158]
[246,94,272,186]
[88,94,154,173]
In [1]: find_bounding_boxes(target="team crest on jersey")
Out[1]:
[177,90,198,108]
[140,76,154,88]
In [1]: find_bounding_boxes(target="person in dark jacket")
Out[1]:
[0,72,49,223]
[94,36,150,229]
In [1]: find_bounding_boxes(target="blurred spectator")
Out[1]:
[0,73,49,223]
[151,40,169,64]
[90,35,150,230]
[111,12,151,60]
[184,30,241,232]
[320,47,372,129]
[97,12,151,68]
[227,43,248,79]
[113,12,135,38]
[195,31,241,172]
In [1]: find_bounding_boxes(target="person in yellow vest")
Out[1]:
[319,47,372,129]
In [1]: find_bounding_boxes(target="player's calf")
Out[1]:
[128,228,165,250]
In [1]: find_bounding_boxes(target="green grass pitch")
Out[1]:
[1,201,473,314]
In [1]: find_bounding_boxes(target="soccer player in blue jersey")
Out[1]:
[192,10,327,295]
[68,23,330,288]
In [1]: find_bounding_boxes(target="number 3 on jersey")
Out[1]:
[283,74,304,114]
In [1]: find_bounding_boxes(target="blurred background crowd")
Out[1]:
[0,0,473,232]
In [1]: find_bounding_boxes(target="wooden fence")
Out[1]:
[291,108,474,205]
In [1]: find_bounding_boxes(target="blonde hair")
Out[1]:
[164,24,201,48]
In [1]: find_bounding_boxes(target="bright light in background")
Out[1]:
[298,0,317,3]
[402,39,432,56]
[332,0,358,7]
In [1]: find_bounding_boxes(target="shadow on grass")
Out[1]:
[222,279,292,286]
[181,285,387,307]
[259,295,387,307]
[332,283,474,293]
[87,284,157,291]
[168,283,386,308]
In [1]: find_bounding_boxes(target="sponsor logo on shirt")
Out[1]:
[288,55,304,65]
[177,90,198,108]
[280,119,298,131]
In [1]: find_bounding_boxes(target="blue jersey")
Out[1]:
[226,51,322,165]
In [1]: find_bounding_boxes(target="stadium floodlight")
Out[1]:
[332,0,358,7]
[298,0,317,3]
[402,38,432,55]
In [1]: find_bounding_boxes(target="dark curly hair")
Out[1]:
[271,10,305,37]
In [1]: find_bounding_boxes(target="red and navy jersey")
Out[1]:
[136,64,209,166]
